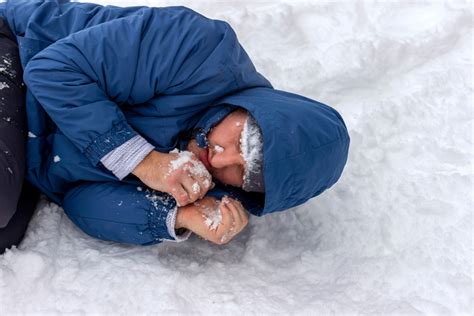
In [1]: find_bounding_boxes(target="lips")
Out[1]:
[199,147,211,169]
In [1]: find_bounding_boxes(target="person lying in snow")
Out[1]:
[0,0,350,247]
[0,15,40,253]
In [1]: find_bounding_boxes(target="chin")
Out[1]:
[215,178,240,188]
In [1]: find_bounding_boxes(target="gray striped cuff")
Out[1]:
[166,207,192,242]
[100,135,154,180]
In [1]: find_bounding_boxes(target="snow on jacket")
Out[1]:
[0,1,349,240]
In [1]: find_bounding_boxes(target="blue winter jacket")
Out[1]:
[0,1,349,229]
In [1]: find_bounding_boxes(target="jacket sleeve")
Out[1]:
[99,135,154,180]
[22,6,242,166]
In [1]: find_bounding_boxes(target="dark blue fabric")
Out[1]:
[2,0,349,244]
[63,181,175,245]
[191,105,238,148]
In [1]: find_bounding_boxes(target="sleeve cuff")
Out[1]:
[100,135,154,180]
[165,206,192,242]
[84,121,139,166]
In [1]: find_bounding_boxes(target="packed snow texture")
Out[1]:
[213,144,224,153]
[202,203,223,231]
[168,149,211,180]
[0,0,472,314]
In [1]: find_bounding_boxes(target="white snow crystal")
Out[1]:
[213,145,224,153]
[0,82,9,90]
[53,155,61,163]
[202,204,222,231]
[145,189,174,210]
[168,149,211,179]
[192,182,200,194]
[28,131,37,138]
[169,150,194,170]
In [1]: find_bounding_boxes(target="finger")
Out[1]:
[189,157,212,180]
[227,198,245,222]
[230,198,244,212]
[188,157,212,182]
[234,199,248,217]
[216,204,235,245]
[181,175,201,203]
[230,198,249,230]
[238,207,249,229]
[171,184,189,207]
[192,175,209,200]
[202,177,213,195]
[190,171,212,196]
[223,197,243,228]
[217,201,234,235]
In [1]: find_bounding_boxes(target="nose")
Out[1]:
[209,150,244,169]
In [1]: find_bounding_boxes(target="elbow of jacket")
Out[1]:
[22,60,39,88]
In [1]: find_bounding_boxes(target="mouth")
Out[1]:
[199,147,211,170]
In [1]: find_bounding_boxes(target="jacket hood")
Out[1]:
[212,87,350,216]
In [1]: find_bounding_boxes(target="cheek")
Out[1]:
[211,169,229,184]
[211,167,242,187]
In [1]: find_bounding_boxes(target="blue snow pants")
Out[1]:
[63,181,177,245]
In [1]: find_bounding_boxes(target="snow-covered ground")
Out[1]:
[1,0,472,314]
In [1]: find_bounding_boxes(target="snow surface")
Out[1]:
[0,81,9,90]
[1,0,472,314]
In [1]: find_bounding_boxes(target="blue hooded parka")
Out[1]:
[0,0,350,245]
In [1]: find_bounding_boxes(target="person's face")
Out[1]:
[187,109,248,187]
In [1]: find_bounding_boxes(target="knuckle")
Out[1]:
[183,161,194,169]
[218,236,229,245]
[211,236,222,245]
[179,195,188,204]
[169,167,179,174]
[165,177,175,186]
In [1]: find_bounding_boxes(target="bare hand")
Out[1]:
[132,150,213,206]
[176,196,249,245]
